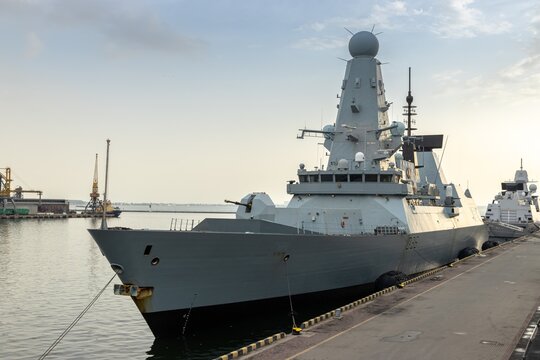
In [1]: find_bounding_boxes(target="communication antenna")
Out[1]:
[344,27,354,35]
[403,67,417,137]
[401,67,419,164]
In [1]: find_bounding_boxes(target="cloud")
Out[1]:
[431,70,464,92]
[291,36,347,51]
[293,1,414,50]
[24,32,43,58]
[309,1,412,32]
[300,22,326,32]
[501,55,540,78]
[295,0,514,47]
[432,56,540,103]
[0,0,204,55]
[431,0,512,38]
[529,8,540,53]
[432,4,540,103]
[492,5,540,95]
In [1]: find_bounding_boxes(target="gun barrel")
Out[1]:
[224,199,247,207]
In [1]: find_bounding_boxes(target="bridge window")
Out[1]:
[365,174,378,182]
[321,174,334,182]
[502,183,524,191]
[299,175,308,183]
[380,174,393,183]
[308,174,319,182]
[350,174,363,182]
[335,174,348,182]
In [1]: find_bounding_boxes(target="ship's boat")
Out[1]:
[89,31,488,338]
[484,161,540,239]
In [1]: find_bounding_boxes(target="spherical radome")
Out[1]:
[337,159,349,170]
[349,31,379,57]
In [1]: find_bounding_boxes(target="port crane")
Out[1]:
[85,154,101,212]
[84,152,121,217]
[0,167,12,198]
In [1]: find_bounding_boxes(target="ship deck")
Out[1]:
[229,234,540,360]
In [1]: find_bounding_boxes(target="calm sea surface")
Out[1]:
[1,212,275,360]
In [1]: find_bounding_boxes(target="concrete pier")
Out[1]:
[0,213,116,220]
[242,235,540,360]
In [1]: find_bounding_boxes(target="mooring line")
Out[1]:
[182,293,198,335]
[283,254,299,331]
[38,272,118,360]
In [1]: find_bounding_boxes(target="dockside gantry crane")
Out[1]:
[0,168,43,211]
[0,167,43,199]
[0,167,12,198]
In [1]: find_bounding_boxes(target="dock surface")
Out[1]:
[246,235,540,360]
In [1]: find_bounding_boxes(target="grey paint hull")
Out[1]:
[89,224,486,315]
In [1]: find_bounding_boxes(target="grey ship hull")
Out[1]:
[89,221,486,337]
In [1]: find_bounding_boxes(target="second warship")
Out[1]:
[89,31,488,337]
[484,160,540,239]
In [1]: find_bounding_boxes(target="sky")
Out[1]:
[1,0,539,206]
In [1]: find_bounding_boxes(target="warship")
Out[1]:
[89,31,488,337]
[484,160,540,239]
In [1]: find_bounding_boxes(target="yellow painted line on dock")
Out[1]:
[215,332,285,360]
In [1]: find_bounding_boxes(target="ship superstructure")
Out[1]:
[484,160,540,239]
[89,31,488,338]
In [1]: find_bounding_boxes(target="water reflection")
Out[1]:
[146,317,291,360]
[145,284,374,359]
[1,212,373,360]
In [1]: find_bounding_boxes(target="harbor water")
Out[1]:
[1,212,268,360]
[1,211,370,359]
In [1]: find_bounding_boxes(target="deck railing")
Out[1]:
[169,218,201,231]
